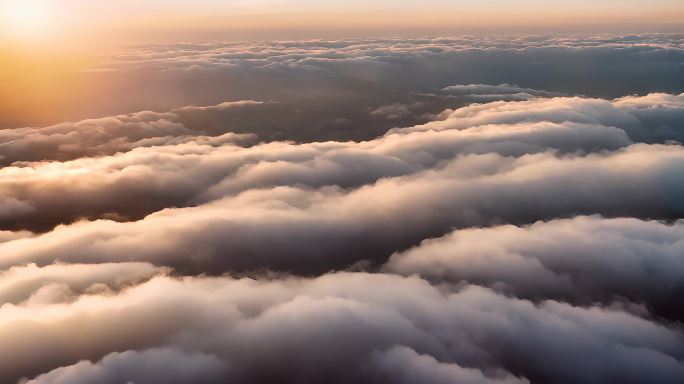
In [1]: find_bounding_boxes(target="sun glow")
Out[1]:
[1,0,53,39]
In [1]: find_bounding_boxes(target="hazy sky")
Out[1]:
[1,0,683,45]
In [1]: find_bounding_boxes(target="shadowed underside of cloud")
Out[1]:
[2,35,684,384]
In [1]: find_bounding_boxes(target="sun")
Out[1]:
[1,0,53,38]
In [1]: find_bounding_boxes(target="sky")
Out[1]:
[1,0,683,46]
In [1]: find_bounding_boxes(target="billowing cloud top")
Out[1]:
[1,34,684,384]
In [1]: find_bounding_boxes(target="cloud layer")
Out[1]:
[387,216,684,319]
[6,272,684,384]
[3,93,683,232]
[2,35,684,384]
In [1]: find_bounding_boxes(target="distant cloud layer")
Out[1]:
[1,34,684,384]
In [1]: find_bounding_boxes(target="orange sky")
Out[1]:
[1,1,683,45]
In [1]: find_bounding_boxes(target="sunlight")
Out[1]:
[1,0,53,39]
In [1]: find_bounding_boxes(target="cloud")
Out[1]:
[101,35,684,103]
[7,93,678,231]
[1,272,682,384]
[0,262,164,305]
[443,83,560,101]
[22,348,227,384]
[370,103,414,119]
[0,230,32,244]
[10,35,683,138]
[2,142,684,274]
[0,198,35,220]
[397,93,684,144]
[368,347,529,384]
[0,105,259,166]
[2,35,684,384]
[386,216,684,320]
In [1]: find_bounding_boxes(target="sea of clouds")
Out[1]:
[1,34,684,384]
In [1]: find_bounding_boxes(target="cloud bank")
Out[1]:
[2,35,684,384]
[6,272,684,384]
[3,93,684,232]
